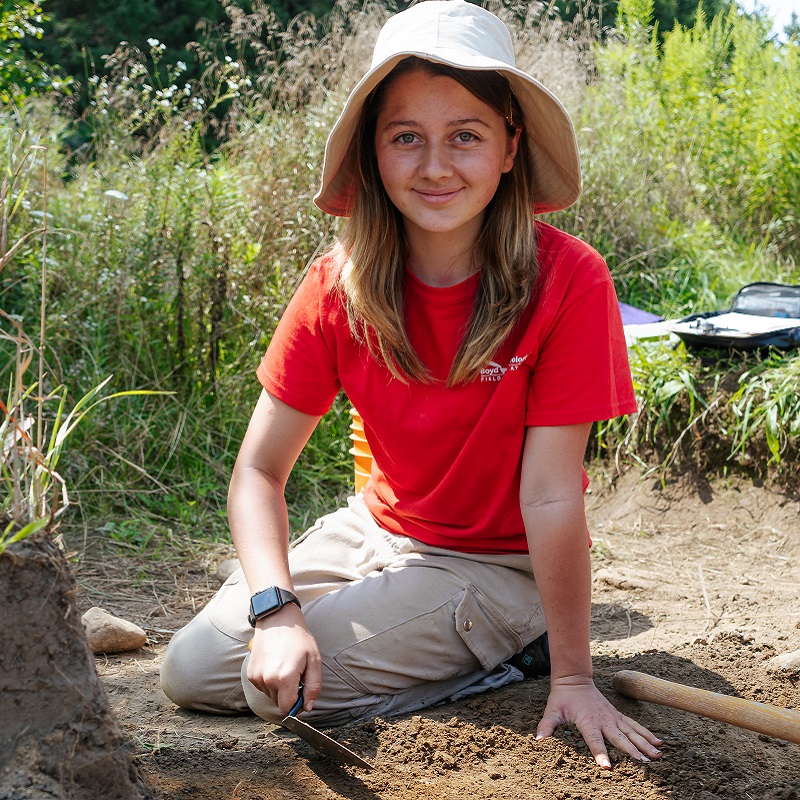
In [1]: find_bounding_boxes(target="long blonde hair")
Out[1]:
[339,57,539,386]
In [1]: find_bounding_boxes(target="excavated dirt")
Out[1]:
[0,537,155,800]
[72,471,799,800]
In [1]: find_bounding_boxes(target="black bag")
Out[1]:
[671,282,800,350]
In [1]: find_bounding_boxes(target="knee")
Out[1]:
[159,628,202,709]
[159,622,249,714]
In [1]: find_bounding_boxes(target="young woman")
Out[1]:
[161,0,663,770]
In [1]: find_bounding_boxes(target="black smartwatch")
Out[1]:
[248,586,301,627]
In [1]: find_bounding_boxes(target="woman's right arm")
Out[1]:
[227,389,322,715]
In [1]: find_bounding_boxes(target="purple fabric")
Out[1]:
[619,301,663,325]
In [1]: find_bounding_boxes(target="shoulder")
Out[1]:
[525,222,618,337]
[290,246,349,323]
[303,245,346,293]
[535,221,611,289]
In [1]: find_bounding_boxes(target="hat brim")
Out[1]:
[313,51,581,217]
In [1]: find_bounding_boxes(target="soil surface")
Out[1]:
[72,471,800,800]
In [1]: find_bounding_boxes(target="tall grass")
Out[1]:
[2,0,799,543]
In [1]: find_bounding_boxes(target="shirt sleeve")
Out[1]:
[525,276,637,427]
[256,263,342,416]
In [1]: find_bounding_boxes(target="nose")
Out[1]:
[419,142,453,179]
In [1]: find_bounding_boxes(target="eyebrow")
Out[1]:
[382,117,491,130]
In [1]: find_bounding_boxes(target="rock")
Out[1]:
[768,649,800,672]
[216,558,241,583]
[81,607,147,654]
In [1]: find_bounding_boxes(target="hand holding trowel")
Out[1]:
[248,639,373,769]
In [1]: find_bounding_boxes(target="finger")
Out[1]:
[243,653,270,698]
[301,658,323,712]
[614,715,663,755]
[579,726,612,770]
[535,710,562,740]
[276,677,303,716]
[626,729,662,759]
[624,716,663,748]
[606,728,661,762]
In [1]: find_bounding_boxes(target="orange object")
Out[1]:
[349,439,371,459]
[354,467,371,493]
[350,408,373,491]
[350,448,373,473]
[348,406,365,432]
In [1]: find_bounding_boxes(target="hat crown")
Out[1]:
[371,0,515,69]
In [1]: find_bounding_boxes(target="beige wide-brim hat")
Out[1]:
[313,0,581,217]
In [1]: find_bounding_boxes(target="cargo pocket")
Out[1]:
[327,588,473,696]
[455,584,524,672]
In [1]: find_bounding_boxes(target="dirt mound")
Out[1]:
[0,537,154,800]
[73,471,800,799]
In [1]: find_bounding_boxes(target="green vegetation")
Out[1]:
[31,0,745,93]
[1,0,798,545]
[1,0,69,103]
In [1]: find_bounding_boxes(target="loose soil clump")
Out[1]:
[0,537,155,800]
[67,472,800,799]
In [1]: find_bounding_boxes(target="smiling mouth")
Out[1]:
[415,188,462,203]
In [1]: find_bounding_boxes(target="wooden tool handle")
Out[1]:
[613,670,800,744]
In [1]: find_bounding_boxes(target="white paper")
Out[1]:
[670,312,800,338]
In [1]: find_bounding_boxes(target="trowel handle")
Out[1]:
[613,670,800,744]
[288,685,304,718]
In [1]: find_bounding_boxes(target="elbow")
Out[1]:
[227,458,284,515]
[519,490,586,539]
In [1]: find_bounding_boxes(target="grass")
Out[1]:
[1,0,799,549]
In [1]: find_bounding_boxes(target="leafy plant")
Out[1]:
[0,137,164,553]
[0,315,163,553]
[0,0,69,103]
[730,353,800,465]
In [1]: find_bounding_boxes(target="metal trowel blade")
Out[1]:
[281,713,374,770]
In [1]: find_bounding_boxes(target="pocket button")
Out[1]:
[462,619,473,632]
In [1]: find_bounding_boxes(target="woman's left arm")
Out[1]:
[520,423,663,769]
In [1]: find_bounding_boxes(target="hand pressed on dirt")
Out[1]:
[247,604,322,715]
[535,676,663,769]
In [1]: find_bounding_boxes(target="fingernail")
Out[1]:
[599,756,611,770]
[640,756,651,763]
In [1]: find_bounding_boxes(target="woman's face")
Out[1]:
[374,70,520,249]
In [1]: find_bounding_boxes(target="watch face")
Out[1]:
[251,587,282,618]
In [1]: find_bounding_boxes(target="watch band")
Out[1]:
[248,586,301,627]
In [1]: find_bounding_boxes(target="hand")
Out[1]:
[536,675,662,769]
[246,603,323,716]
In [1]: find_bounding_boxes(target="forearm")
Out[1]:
[228,461,294,595]
[226,389,320,597]
[523,498,593,680]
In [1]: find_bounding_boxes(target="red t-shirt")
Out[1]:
[257,222,637,553]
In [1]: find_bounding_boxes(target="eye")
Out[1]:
[455,131,479,143]
[394,132,418,144]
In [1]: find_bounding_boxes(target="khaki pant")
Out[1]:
[160,495,544,726]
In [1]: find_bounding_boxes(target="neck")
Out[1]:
[405,228,480,288]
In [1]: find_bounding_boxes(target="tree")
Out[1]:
[785,11,799,39]
[555,0,731,35]
[1,0,66,103]
[34,0,226,80]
